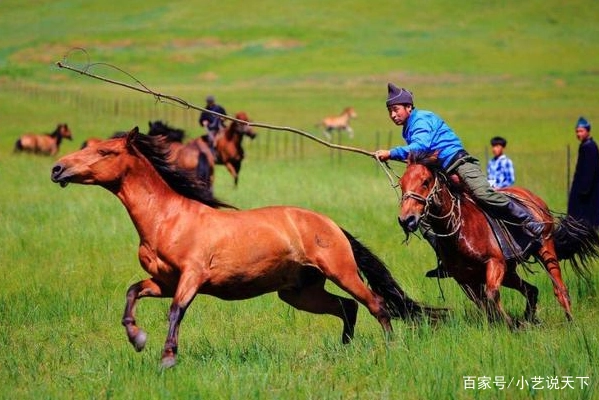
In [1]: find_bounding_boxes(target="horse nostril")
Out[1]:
[398,214,419,232]
[51,164,64,179]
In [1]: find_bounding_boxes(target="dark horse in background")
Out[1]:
[398,152,599,327]
[51,128,445,367]
[209,111,257,186]
[148,120,214,190]
[15,123,72,156]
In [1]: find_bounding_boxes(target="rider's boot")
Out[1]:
[500,200,545,254]
[422,229,452,279]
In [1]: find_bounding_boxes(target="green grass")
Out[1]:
[1,1,599,399]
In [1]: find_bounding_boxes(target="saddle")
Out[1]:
[477,196,538,263]
[446,175,539,263]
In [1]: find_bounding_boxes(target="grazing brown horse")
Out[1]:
[15,123,72,155]
[51,128,444,367]
[398,152,599,327]
[148,121,215,190]
[319,107,357,140]
[212,111,257,186]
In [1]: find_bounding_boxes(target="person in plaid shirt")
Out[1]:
[487,137,515,189]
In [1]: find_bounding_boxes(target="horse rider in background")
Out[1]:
[199,95,227,149]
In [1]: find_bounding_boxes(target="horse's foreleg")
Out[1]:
[458,281,485,309]
[538,244,573,321]
[122,278,172,352]
[161,275,201,368]
[345,126,354,139]
[485,259,513,328]
[224,162,238,186]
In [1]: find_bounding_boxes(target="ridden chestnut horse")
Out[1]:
[398,152,599,327]
[212,111,257,186]
[15,123,72,155]
[50,128,444,368]
[148,121,215,190]
[318,107,357,140]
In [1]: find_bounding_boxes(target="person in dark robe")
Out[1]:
[568,116,599,228]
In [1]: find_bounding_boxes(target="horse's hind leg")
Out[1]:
[122,278,173,352]
[325,267,393,337]
[537,242,573,320]
[502,268,539,323]
[278,270,358,344]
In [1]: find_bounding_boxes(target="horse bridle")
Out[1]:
[401,172,462,238]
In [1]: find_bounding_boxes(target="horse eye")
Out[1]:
[422,178,430,188]
[97,149,110,156]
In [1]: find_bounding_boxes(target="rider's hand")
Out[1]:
[375,150,391,161]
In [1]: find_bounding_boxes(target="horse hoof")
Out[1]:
[161,355,176,369]
[132,331,147,352]
[566,313,573,322]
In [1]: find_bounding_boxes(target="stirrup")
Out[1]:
[524,220,545,238]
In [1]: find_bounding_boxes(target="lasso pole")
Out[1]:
[55,60,376,158]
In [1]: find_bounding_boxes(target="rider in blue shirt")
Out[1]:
[376,83,545,278]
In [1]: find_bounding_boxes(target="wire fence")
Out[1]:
[9,80,573,198]
[10,80,398,161]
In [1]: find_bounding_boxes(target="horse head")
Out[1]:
[228,112,256,140]
[343,107,357,119]
[57,123,73,140]
[52,127,139,190]
[398,151,446,233]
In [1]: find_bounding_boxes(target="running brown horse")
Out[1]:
[50,128,444,368]
[148,121,215,190]
[213,111,257,186]
[398,152,599,327]
[15,123,72,155]
[318,107,357,140]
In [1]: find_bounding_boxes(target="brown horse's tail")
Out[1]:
[14,138,23,152]
[342,229,447,321]
[553,215,599,280]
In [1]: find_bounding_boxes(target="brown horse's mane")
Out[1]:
[49,123,68,137]
[130,133,234,209]
[407,151,443,172]
[407,151,462,194]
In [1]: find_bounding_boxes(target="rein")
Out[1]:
[406,172,462,238]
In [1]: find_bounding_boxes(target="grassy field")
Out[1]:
[1,1,599,399]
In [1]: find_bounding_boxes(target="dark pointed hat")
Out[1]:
[576,116,591,131]
[386,83,413,107]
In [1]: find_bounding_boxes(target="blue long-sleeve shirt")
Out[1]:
[389,108,465,169]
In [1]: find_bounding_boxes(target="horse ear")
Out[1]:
[126,127,139,148]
